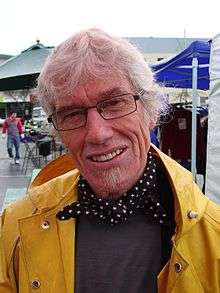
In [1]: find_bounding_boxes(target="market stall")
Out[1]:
[151,40,210,180]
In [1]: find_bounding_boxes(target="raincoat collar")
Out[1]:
[27,169,80,214]
[28,145,209,237]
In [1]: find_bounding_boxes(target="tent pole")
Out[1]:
[191,56,198,180]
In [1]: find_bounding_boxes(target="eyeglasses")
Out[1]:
[48,90,145,131]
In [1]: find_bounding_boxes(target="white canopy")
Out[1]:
[205,34,220,204]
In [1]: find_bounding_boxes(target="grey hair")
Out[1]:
[37,28,168,123]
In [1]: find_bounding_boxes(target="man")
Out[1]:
[2,112,24,164]
[0,29,219,293]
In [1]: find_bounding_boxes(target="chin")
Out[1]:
[86,166,137,199]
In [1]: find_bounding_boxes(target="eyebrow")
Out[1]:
[99,87,126,100]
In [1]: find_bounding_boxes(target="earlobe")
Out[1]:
[149,119,156,130]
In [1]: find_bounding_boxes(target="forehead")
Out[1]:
[55,73,133,109]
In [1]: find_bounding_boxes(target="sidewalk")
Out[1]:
[0,131,32,211]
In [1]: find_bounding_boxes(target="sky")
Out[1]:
[1,0,219,55]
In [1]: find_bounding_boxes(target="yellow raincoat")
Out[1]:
[0,146,220,292]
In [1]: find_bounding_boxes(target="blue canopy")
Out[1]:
[151,41,210,90]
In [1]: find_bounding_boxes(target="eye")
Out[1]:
[105,99,121,108]
[104,95,130,107]
[57,108,86,123]
[63,109,84,118]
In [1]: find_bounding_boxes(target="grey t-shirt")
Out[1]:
[75,212,163,293]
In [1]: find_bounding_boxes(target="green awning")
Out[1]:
[0,42,53,91]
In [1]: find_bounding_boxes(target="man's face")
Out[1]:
[56,74,154,198]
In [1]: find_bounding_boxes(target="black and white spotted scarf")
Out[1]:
[56,152,168,226]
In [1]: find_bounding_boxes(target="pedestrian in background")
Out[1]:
[1,111,24,164]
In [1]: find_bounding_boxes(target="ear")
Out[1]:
[149,117,156,130]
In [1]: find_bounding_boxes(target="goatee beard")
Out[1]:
[89,167,126,199]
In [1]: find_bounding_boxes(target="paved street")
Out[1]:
[0,129,32,210]
[0,126,66,212]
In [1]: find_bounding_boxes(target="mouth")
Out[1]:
[88,147,126,162]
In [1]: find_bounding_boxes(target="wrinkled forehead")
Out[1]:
[54,73,135,109]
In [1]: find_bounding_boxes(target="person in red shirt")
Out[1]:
[2,112,24,164]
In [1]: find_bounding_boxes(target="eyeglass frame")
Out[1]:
[47,89,145,131]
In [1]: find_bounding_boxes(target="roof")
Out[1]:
[0,42,53,79]
[0,42,53,90]
[0,54,13,59]
[126,37,209,54]
[0,37,210,91]
[0,54,13,65]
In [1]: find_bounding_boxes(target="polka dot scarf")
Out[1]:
[56,152,168,226]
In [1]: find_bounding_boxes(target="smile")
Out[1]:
[90,148,125,162]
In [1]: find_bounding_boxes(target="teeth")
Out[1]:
[91,149,123,162]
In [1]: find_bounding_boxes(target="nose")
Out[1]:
[85,108,114,144]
